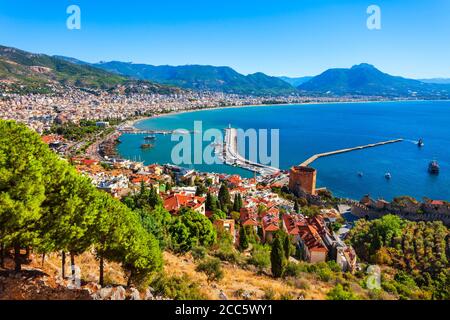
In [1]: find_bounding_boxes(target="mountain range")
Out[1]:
[1,44,450,98]
[0,45,180,94]
[80,61,298,96]
[297,63,450,98]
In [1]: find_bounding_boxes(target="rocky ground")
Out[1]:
[0,252,166,301]
[0,250,336,300]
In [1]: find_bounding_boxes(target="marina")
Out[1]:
[221,127,281,176]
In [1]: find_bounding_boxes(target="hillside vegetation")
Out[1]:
[0,45,180,94]
[348,215,450,299]
[92,62,298,96]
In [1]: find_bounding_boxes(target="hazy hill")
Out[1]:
[298,63,450,98]
[278,76,313,87]
[418,78,450,85]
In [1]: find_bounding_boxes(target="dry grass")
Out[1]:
[163,251,333,300]
[28,250,127,287]
[2,250,338,300]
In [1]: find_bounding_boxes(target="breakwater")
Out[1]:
[300,139,404,167]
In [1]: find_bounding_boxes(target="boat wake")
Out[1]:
[406,139,425,146]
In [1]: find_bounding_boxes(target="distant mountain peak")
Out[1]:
[298,63,450,98]
[351,63,376,70]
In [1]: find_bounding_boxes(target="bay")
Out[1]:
[117,100,450,201]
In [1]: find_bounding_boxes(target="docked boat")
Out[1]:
[140,143,154,149]
[428,160,440,175]
[417,138,424,147]
[385,172,392,180]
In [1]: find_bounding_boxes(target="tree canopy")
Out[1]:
[0,120,162,283]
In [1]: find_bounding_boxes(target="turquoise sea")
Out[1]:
[117,101,450,201]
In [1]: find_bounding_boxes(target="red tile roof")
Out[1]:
[163,194,205,214]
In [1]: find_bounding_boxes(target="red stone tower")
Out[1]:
[289,166,317,196]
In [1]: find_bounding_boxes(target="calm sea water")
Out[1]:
[117,101,450,201]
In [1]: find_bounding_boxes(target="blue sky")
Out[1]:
[1,0,449,78]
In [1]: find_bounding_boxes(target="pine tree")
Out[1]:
[148,186,162,208]
[294,199,299,214]
[1,120,164,284]
[0,121,53,271]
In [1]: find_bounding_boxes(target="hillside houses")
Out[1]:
[282,213,356,271]
[72,156,358,271]
[163,193,206,215]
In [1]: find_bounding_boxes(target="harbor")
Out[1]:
[116,101,448,201]
[221,127,281,176]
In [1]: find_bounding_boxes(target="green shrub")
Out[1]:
[248,244,271,271]
[292,278,310,290]
[213,241,242,264]
[280,292,294,300]
[326,284,360,300]
[283,262,301,278]
[196,257,224,283]
[317,268,334,282]
[191,246,207,261]
[263,287,277,300]
[150,274,207,300]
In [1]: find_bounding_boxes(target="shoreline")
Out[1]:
[130,98,450,129]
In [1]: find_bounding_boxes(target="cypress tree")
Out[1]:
[205,192,217,211]
[283,233,291,260]
[270,235,286,278]
[233,193,243,212]
[218,183,231,212]
[239,226,249,250]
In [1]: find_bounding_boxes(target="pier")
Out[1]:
[222,128,280,176]
[300,138,404,167]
